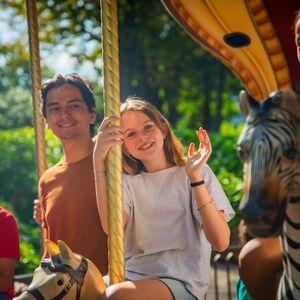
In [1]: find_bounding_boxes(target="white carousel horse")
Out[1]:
[15,240,106,299]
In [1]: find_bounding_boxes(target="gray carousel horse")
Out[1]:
[238,89,300,299]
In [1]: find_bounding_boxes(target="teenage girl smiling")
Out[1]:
[93,97,234,300]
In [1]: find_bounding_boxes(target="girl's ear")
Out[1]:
[122,144,130,156]
[89,109,97,124]
[161,123,168,139]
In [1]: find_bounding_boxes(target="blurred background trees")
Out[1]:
[0,0,243,274]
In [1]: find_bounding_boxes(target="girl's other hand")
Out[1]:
[185,127,212,181]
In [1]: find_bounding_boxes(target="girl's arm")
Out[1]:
[191,184,230,252]
[185,128,230,252]
[93,116,124,234]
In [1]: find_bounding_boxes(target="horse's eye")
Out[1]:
[237,146,247,161]
[57,279,64,286]
[284,148,297,160]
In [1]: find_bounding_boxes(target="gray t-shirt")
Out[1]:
[123,165,235,299]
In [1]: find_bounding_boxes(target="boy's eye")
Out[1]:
[48,106,60,113]
[70,104,80,109]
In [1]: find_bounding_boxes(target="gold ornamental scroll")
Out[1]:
[26,0,47,252]
[100,0,125,284]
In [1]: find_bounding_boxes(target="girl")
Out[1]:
[93,97,234,300]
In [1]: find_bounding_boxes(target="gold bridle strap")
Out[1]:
[100,0,125,284]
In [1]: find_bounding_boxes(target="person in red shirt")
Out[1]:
[0,207,20,300]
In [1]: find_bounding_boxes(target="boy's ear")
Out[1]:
[44,118,49,128]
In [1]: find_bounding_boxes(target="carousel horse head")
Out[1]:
[15,240,106,299]
[238,89,300,237]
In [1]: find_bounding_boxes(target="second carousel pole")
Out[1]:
[100,0,125,284]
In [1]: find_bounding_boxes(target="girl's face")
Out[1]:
[295,17,300,62]
[121,110,168,171]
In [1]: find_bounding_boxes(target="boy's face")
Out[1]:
[295,18,300,63]
[44,83,96,141]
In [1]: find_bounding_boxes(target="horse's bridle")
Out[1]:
[27,257,88,300]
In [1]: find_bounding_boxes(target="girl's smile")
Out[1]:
[137,141,154,150]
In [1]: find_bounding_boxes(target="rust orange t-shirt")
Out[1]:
[39,154,108,275]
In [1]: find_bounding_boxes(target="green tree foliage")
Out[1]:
[0,0,242,131]
[0,127,62,223]
[0,127,63,273]
[0,43,33,129]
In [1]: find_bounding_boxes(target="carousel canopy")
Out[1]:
[161,0,300,100]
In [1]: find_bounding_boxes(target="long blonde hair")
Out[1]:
[121,97,185,174]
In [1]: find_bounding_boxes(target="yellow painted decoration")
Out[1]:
[162,0,292,100]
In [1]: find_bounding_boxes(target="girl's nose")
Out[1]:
[138,129,149,139]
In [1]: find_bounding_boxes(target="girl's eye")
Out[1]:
[144,123,154,131]
[126,132,137,139]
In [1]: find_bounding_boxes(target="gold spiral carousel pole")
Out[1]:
[100,0,125,284]
[26,0,47,251]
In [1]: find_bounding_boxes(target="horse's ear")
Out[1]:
[46,239,60,257]
[280,89,300,119]
[239,90,259,117]
[57,240,74,260]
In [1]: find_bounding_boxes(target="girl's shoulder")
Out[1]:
[123,165,184,184]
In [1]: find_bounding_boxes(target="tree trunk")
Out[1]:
[213,65,225,131]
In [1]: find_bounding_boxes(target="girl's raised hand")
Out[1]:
[93,116,123,166]
[185,128,212,181]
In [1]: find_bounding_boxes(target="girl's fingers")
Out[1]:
[203,129,212,153]
[97,124,123,142]
[196,128,205,149]
[195,128,212,159]
[98,132,124,146]
[189,127,212,160]
[188,143,195,156]
[99,116,120,131]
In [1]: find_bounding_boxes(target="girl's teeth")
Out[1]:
[139,142,153,150]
